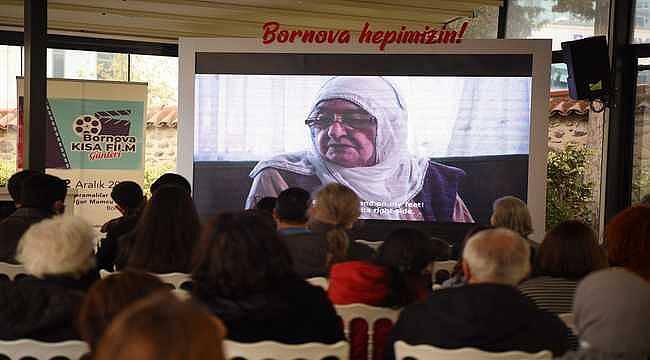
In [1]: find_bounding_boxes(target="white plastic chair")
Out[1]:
[0,339,89,360]
[0,262,27,280]
[335,303,401,360]
[354,239,383,252]
[306,277,329,290]
[394,341,552,360]
[224,340,349,360]
[99,270,191,289]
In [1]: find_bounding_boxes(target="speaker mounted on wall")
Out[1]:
[561,36,610,111]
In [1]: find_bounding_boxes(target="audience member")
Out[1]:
[491,195,539,264]
[255,196,277,214]
[605,205,650,280]
[190,211,344,344]
[96,181,145,271]
[0,216,98,341]
[78,271,169,350]
[442,225,493,288]
[385,228,570,359]
[0,173,68,263]
[308,183,373,265]
[95,292,226,360]
[7,169,38,206]
[560,268,650,360]
[118,185,200,273]
[328,228,439,307]
[149,173,192,195]
[519,220,607,314]
[274,187,328,278]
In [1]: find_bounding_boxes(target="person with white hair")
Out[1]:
[384,228,570,360]
[246,76,473,222]
[0,215,99,341]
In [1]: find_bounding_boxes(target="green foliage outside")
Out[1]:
[632,168,650,203]
[546,144,594,230]
[0,159,16,188]
[143,162,175,198]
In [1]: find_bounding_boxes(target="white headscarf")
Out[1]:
[250,76,429,206]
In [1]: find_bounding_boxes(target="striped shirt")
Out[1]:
[518,276,578,315]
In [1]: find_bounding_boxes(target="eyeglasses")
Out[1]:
[305,112,376,130]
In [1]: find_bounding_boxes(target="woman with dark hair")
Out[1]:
[190,211,344,344]
[518,220,607,314]
[95,292,226,360]
[78,271,169,351]
[328,228,440,308]
[118,186,200,273]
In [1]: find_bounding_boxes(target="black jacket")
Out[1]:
[96,213,140,271]
[0,207,51,263]
[279,228,329,278]
[0,272,98,341]
[193,276,344,344]
[385,283,571,360]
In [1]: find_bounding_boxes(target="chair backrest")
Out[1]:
[99,270,191,289]
[0,339,89,360]
[335,303,401,360]
[394,341,552,360]
[306,277,329,290]
[354,239,383,252]
[224,340,349,360]
[0,262,27,281]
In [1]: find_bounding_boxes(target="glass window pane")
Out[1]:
[0,45,22,183]
[633,60,650,202]
[634,1,650,43]
[551,63,569,90]
[507,0,610,50]
[46,49,128,81]
[448,5,499,39]
[129,54,178,192]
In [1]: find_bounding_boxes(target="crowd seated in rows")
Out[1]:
[0,215,98,341]
[189,210,345,344]
[385,228,571,359]
[94,292,226,360]
[0,172,67,263]
[518,220,608,315]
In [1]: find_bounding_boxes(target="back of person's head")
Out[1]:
[128,186,200,273]
[462,228,530,285]
[573,268,650,355]
[376,228,441,274]
[312,183,360,265]
[94,292,226,360]
[150,173,191,195]
[192,211,293,299]
[7,170,38,205]
[16,215,95,277]
[606,205,650,280]
[78,270,169,348]
[255,196,277,214]
[275,187,310,224]
[21,174,68,213]
[490,196,533,238]
[536,220,607,279]
[111,181,144,213]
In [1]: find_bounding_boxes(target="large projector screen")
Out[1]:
[179,39,550,233]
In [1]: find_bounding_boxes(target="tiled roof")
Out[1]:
[549,90,590,117]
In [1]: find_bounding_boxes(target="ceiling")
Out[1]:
[0,0,502,42]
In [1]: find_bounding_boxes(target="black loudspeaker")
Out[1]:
[561,36,610,101]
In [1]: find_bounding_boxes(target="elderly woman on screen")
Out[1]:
[0,216,99,341]
[246,76,473,222]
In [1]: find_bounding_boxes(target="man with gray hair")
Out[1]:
[385,228,570,359]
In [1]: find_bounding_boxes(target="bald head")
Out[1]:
[462,228,530,285]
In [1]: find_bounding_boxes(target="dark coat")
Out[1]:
[0,272,98,341]
[385,283,571,360]
[0,207,51,263]
[279,228,329,278]
[193,276,344,344]
[96,213,140,271]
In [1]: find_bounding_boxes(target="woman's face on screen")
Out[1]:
[310,99,377,168]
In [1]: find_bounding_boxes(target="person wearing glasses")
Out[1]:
[245,76,473,222]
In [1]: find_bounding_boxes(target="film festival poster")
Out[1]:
[17,78,147,227]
